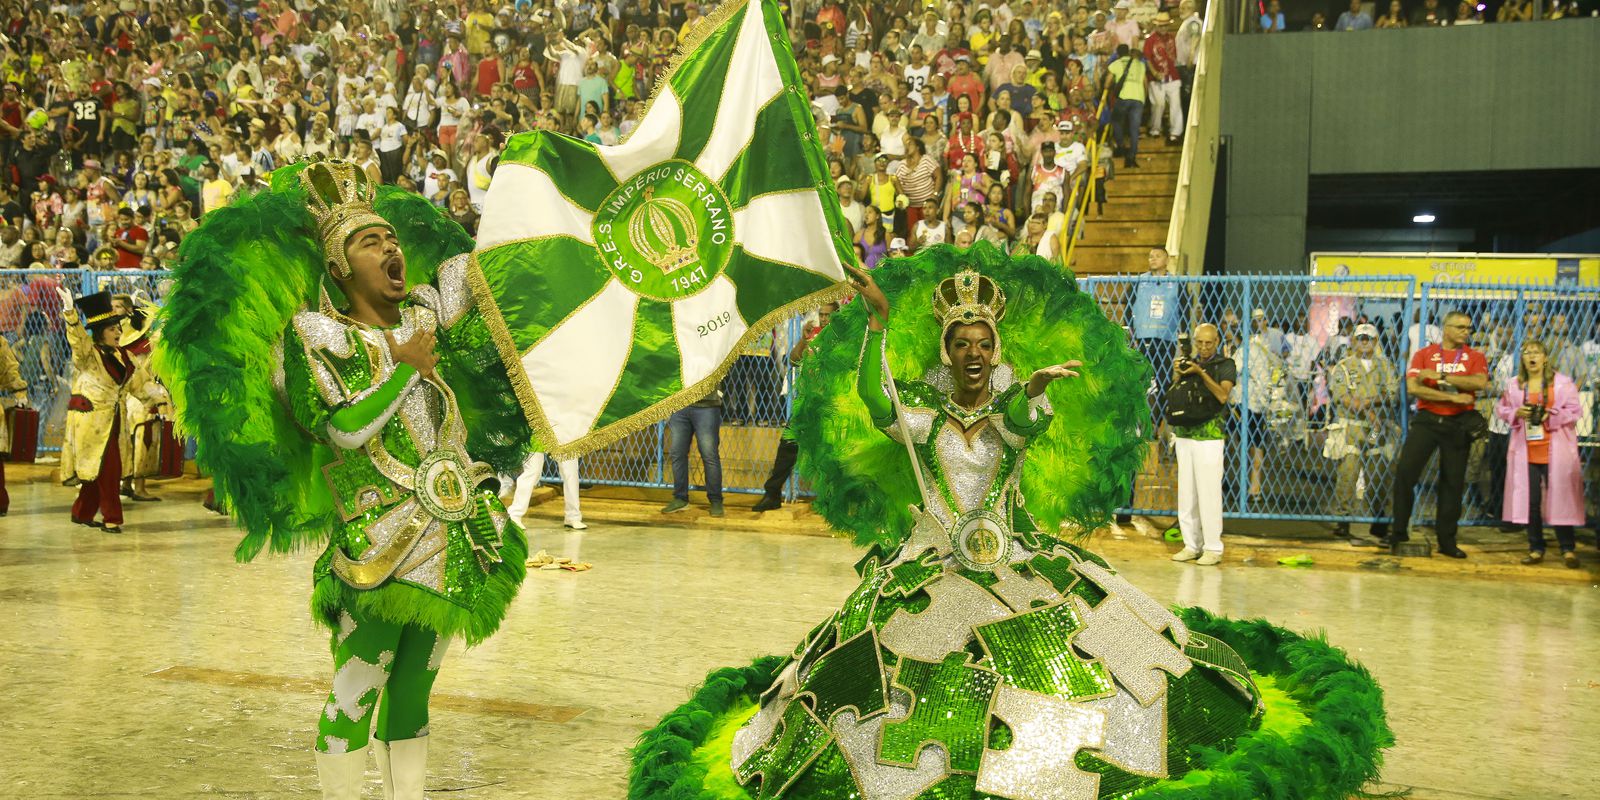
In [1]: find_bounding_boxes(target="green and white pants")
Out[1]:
[315,604,449,754]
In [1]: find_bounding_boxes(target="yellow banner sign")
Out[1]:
[1310,252,1599,285]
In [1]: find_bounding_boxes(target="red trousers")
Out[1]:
[903,206,925,241]
[72,416,123,526]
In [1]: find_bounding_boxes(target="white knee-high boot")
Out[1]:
[315,746,369,799]
[379,737,428,800]
[372,739,392,799]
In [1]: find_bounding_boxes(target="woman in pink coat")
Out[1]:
[1494,340,1584,568]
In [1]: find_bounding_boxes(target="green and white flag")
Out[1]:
[472,0,852,458]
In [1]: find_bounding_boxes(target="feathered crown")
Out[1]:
[932,269,1007,365]
[298,159,392,280]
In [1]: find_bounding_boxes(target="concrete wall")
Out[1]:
[1218,19,1600,272]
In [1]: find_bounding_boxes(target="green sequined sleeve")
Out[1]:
[1002,384,1052,440]
[857,328,895,427]
[328,362,419,439]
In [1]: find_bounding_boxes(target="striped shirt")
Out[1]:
[897,154,940,204]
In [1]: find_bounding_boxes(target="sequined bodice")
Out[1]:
[931,421,1004,517]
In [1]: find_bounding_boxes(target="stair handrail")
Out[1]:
[1055,69,1117,269]
[1164,3,1224,275]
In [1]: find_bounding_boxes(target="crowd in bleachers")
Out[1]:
[0,0,1216,280]
[1255,0,1593,32]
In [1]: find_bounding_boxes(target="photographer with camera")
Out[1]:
[1326,324,1400,545]
[1495,340,1585,568]
[1167,323,1236,566]
[1389,311,1488,558]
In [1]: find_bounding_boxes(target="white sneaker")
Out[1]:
[1196,551,1223,566]
[1170,547,1200,562]
[507,505,528,519]
[564,519,588,530]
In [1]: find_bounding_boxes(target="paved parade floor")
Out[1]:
[2,474,1597,799]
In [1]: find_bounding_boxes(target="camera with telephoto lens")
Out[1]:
[1526,404,1547,427]
[1175,332,1192,371]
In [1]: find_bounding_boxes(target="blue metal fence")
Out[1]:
[1080,273,1600,528]
[1,268,813,499]
[8,268,1596,522]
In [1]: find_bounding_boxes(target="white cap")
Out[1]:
[1114,0,1132,8]
[889,237,909,251]
[1354,323,1378,339]
[821,54,840,66]
[1252,308,1267,319]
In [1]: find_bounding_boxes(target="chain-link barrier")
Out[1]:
[1,269,813,497]
[1413,280,1600,529]
[11,269,1595,517]
[2,268,172,454]
[1081,273,1600,528]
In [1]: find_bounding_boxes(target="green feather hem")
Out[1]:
[308,523,529,647]
[628,609,1392,800]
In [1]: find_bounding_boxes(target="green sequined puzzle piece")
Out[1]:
[1162,661,1260,775]
[795,629,889,723]
[883,552,943,597]
[835,559,891,640]
[1024,553,1074,591]
[736,700,833,799]
[881,652,1002,774]
[780,741,858,798]
[974,601,1115,700]
[1025,553,1108,606]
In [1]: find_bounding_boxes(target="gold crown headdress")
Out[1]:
[629,187,700,275]
[932,269,1007,365]
[299,159,392,280]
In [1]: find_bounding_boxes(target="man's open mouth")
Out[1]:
[385,257,405,287]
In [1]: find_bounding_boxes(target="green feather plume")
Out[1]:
[154,162,529,562]
[791,243,1151,549]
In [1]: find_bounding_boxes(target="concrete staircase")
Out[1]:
[1067,136,1181,274]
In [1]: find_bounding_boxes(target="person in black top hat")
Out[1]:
[54,288,162,533]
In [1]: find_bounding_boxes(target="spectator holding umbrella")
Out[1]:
[1495,340,1585,568]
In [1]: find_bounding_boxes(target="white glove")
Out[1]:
[55,286,74,313]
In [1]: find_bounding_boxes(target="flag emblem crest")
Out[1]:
[594,159,735,301]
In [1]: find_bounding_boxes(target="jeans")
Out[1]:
[1526,462,1576,554]
[1391,410,1475,550]
[1112,100,1144,164]
[669,406,723,501]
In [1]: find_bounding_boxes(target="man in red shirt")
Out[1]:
[1143,13,1183,142]
[1387,311,1488,558]
[110,207,148,270]
[947,56,986,118]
